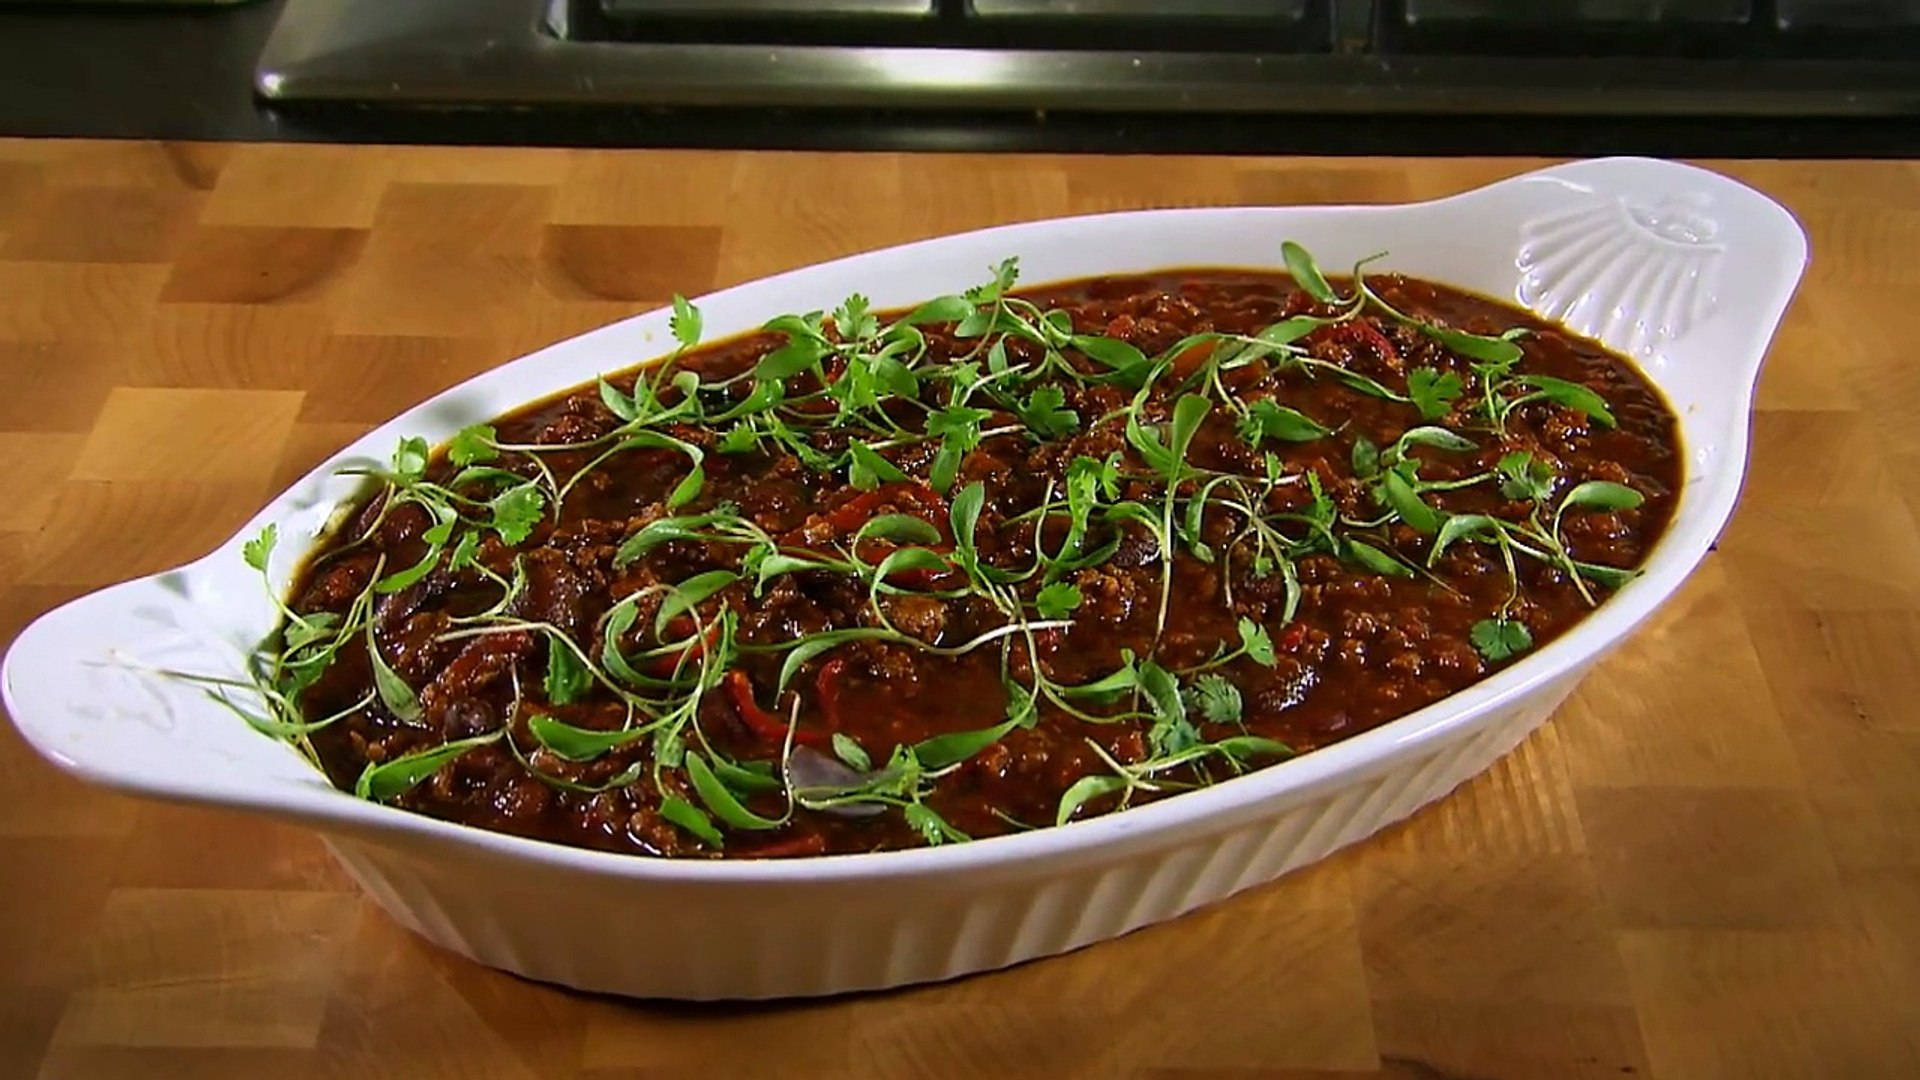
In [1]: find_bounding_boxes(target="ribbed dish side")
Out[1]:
[322,696,1558,999]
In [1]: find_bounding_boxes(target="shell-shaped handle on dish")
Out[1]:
[1517,191,1725,358]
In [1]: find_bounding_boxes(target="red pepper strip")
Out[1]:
[724,670,828,747]
[814,658,846,733]
[819,482,951,538]
[883,564,963,590]
[644,615,721,677]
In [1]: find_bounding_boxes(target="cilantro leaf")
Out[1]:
[985,338,1012,375]
[717,422,759,454]
[964,257,1020,305]
[1470,617,1534,662]
[832,293,878,341]
[1390,425,1477,459]
[1496,450,1555,503]
[1035,582,1082,619]
[524,712,646,762]
[242,524,276,572]
[1139,659,1201,757]
[904,802,967,846]
[1017,385,1080,439]
[1080,451,1122,500]
[447,424,498,467]
[1407,367,1464,422]
[488,483,546,545]
[927,405,993,494]
[374,545,441,594]
[1301,471,1336,530]
[1182,674,1243,725]
[447,530,480,571]
[1213,735,1295,765]
[1051,455,1116,575]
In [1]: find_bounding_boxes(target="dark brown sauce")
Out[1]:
[288,269,1681,857]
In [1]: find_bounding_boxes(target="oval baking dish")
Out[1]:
[2,157,1805,1000]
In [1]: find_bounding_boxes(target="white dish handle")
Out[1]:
[3,559,345,817]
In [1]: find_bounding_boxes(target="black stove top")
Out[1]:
[254,0,1920,119]
[571,0,1917,61]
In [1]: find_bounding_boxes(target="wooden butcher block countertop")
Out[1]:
[0,141,1915,1079]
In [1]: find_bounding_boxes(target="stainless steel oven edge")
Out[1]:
[254,0,1920,116]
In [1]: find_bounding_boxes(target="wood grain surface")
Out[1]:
[0,141,1915,1080]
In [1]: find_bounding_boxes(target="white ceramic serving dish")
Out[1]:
[3,158,1805,1000]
